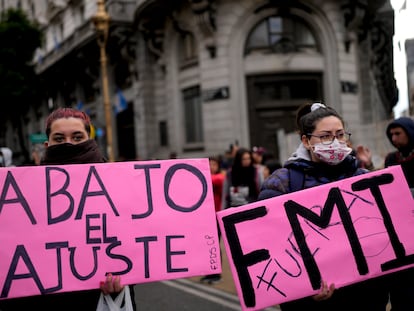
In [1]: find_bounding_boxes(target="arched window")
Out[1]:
[245,15,319,54]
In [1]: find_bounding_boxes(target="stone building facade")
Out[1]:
[406,38,414,115]
[1,0,398,162]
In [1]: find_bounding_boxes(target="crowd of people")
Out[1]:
[1,104,414,310]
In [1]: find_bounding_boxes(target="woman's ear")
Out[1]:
[301,135,310,150]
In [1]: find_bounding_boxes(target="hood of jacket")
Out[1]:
[386,117,414,153]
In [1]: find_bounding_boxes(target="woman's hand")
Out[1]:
[313,280,335,301]
[100,273,124,295]
[356,145,373,169]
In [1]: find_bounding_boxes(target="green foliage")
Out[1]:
[0,8,43,120]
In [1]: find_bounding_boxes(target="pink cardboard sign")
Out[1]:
[0,158,221,299]
[217,166,414,311]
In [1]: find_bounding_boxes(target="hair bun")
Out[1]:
[311,103,326,112]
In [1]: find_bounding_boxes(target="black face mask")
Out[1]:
[41,140,106,165]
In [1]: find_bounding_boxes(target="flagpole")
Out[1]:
[92,0,115,162]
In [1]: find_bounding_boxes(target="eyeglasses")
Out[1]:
[307,131,351,145]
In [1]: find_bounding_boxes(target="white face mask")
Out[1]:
[311,139,352,165]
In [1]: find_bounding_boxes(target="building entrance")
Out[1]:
[247,73,323,161]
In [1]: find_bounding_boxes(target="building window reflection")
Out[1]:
[182,86,203,144]
[179,33,198,69]
[245,15,319,54]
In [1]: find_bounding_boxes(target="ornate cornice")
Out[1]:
[370,11,398,112]
[189,0,217,58]
[341,0,369,52]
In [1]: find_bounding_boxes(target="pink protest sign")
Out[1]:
[217,166,414,311]
[0,158,220,300]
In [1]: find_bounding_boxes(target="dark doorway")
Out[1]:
[247,73,323,161]
[116,102,136,161]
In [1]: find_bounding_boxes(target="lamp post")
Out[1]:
[93,0,115,162]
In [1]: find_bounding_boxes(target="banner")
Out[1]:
[0,158,220,299]
[217,166,414,311]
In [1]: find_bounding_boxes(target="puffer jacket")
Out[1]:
[257,144,388,311]
[258,143,367,200]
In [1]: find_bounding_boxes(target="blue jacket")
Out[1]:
[258,143,366,200]
[257,144,386,311]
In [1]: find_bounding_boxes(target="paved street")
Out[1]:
[133,241,391,310]
[133,279,281,311]
[133,241,281,310]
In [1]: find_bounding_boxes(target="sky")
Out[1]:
[391,0,413,116]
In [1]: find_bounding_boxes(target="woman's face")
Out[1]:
[302,116,345,162]
[46,117,89,147]
[209,159,220,174]
[241,151,252,167]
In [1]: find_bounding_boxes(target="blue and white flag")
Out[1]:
[114,89,128,114]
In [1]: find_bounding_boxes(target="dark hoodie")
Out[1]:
[385,117,414,188]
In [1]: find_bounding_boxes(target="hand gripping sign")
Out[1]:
[0,159,220,299]
[217,166,414,311]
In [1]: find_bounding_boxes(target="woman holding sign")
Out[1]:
[0,108,136,311]
[258,103,388,311]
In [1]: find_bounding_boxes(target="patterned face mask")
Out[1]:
[311,139,352,165]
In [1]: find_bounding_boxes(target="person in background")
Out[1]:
[0,147,15,167]
[263,159,281,179]
[0,108,136,310]
[348,140,375,170]
[381,116,414,310]
[385,116,414,190]
[354,144,374,170]
[200,156,225,284]
[252,146,265,164]
[222,147,264,209]
[251,146,266,177]
[258,103,388,311]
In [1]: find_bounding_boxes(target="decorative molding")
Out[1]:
[370,13,398,111]
[189,0,216,58]
[110,27,139,84]
[341,0,369,52]
[46,0,66,19]
[138,18,164,59]
[170,11,192,37]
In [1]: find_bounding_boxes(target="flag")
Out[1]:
[114,90,128,114]
[76,100,84,111]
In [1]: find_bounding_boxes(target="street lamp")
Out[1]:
[92,0,115,162]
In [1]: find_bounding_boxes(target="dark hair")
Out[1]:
[229,147,259,201]
[264,159,281,174]
[208,155,222,174]
[296,103,345,137]
[45,108,91,138]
